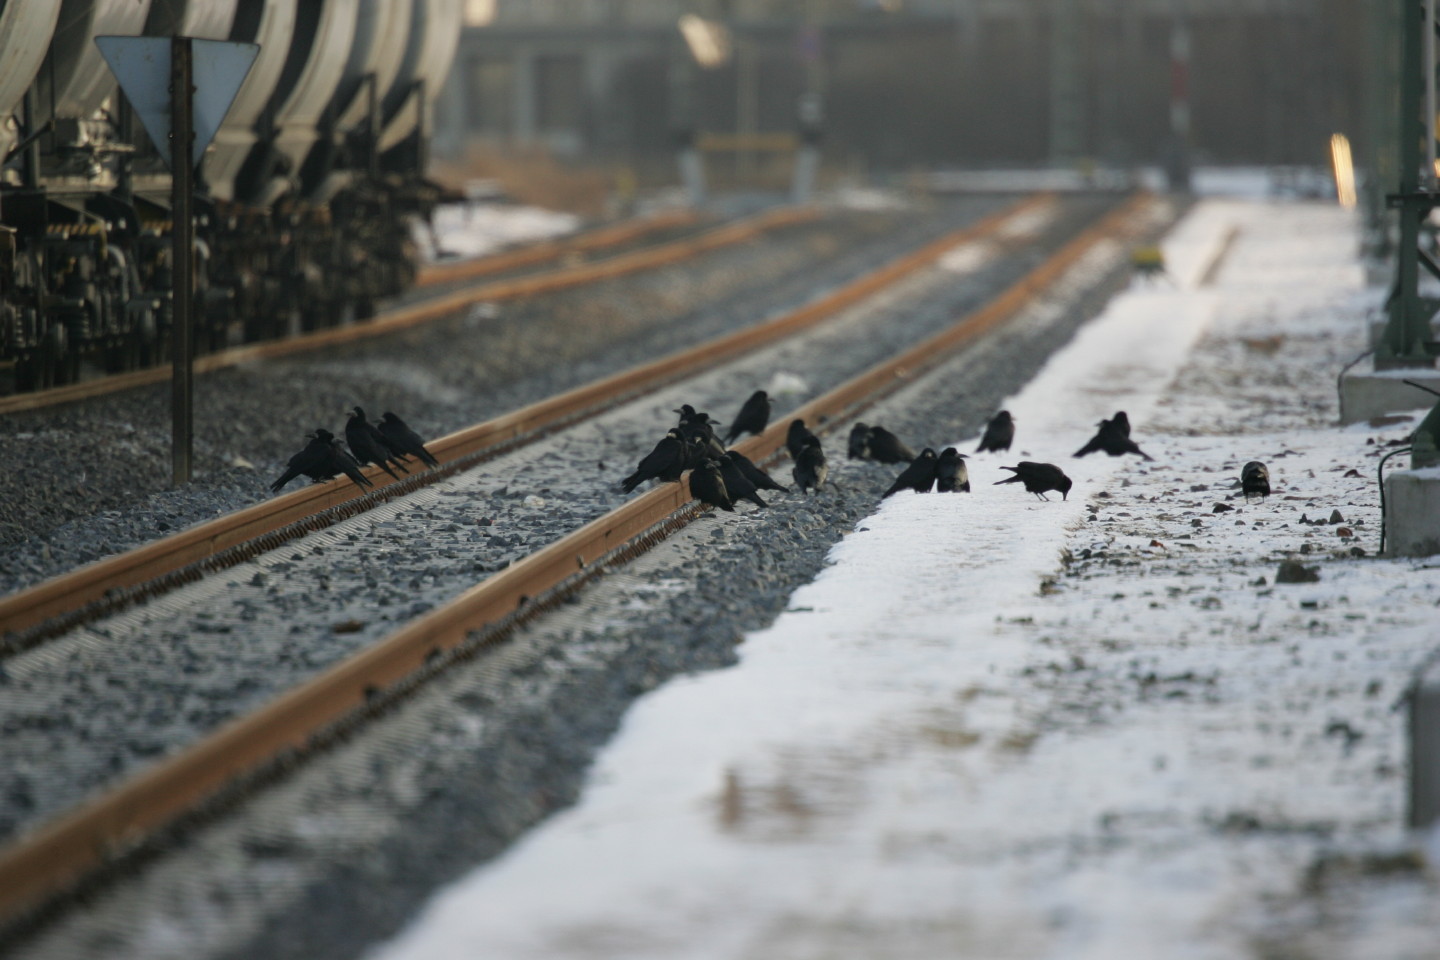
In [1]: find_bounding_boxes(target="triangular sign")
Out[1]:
[96,36,259,171]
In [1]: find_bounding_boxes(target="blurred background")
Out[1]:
[426,0,1368,212]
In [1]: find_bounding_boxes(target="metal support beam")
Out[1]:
[1379,0,1440,370]
[171,35,195,485]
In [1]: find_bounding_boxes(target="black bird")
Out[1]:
[346,407,407,481]
[882,447,939,498]
[1241,461,1270,501]
[677,407,726,460]
[378,412,440,468]
[935,447,971,492]
[715,452,767,508]
[975,411,1015,453]
[270,429,374,494]
[723,390,772,445]
[724,450,789,493]
[994,462,1073,501]
[866,425,916,464]
[847,422,871,460]
[622,429,687,493]
[786,418,818,460]
[689,460,735,511]
[793,436,828,494]
[1073,412,1153,461]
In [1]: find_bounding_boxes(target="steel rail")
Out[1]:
[0,206,812,417]
[414,207,701,287]
[0,192,1157,927]
[0,195,1050,645]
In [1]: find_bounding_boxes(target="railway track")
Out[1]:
[0,205,796,417]
[0,191,1168,933]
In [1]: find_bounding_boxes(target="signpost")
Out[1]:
[96,36,259,484]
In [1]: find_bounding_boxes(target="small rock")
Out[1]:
[1344,468,1362,478]
[1329,509,1345,524]
[1213,503,1233,513]
[1275,560,1320,584]
[332,619,365,634]
[1350,546,1367,557]
[1191,518,1203,527]
[1335,527,1353,538]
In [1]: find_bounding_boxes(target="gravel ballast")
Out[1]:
[4,194,1180,960]
[0,196,1010,593]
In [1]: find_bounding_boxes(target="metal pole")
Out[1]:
[170,35,195,485]
[1428,0,1437,190]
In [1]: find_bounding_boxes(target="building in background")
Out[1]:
[431,0,1366,184]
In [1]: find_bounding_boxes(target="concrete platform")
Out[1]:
[1385,466,1440,557]
[1340,358,1440,424]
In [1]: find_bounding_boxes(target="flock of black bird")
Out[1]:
[266,390,1272,520]
[620,390,1271,512]
[270,407,439,495]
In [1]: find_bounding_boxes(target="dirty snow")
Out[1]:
[372,196,1440,959]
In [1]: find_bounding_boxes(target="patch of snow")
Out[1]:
[371,199,1440,960]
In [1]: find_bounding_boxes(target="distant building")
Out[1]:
[433,0,1365,178]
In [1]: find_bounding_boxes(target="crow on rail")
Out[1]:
[346,406,408,481]
[271,429,374,494]
[793,436,829,494]
[994,462,1072,501]
[975,411,1015,453]
[379,412,440,468]
[723,390,772,445]
[935,447,971,492]
[1073,411,1153,461]
[621,429,688,493]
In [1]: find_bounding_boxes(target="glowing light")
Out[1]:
[464,0,496,27]
[678,15,731,69]
[1330,133,1356,209]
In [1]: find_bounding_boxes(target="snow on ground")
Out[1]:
[371,198,1440,959]
[412,203,581,263]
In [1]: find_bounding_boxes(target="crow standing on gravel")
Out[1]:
[689,460,735,512]
[714,452,768,508]
[786,418,818,460]
[346,407,408,481]
[935,447,971,492]
[847,422,871,460]
[677,406,726,460]
[724,450,789,493]
[994,462,1073,501]
[270,429,374,494]
[1241,461,1270,501]
[793,436,828,494]
[975,411,1015,453]
[1073,411,1153,461]
[865,425,916,464]
[378,412,440,468]
[723,390,772,445]
[882,447,939,498]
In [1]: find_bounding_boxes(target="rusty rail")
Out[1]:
[0,206,809,417]
[0,194,1050,644]
[0,192,1156,927]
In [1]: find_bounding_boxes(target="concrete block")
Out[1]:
[1340,357,1440,425]
[1385,467,1440,558]
[1410,656,1440,828]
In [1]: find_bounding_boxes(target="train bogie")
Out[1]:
[0,0,458,394]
